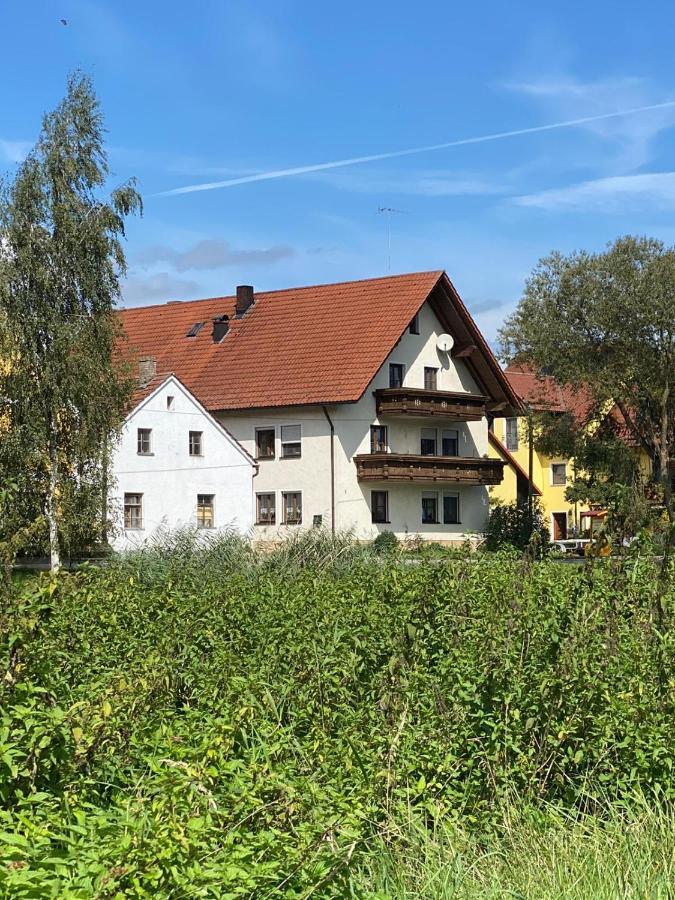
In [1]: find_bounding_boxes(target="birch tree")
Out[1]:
[0,72,140,570]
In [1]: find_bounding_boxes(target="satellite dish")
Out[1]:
[436,333,454,353]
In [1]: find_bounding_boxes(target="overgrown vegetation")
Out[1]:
[1,533,674,896]
[484,498,548,552]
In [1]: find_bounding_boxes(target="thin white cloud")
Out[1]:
[0,138,31,163]
[308,168,508,197]
[514,171,675,212]
[155,100,675,197]
[505,76,675,171]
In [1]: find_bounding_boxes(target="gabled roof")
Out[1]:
[125,373,256,468]
[488,430,542,496]
[504,364,594,423]
[118,271,520,413]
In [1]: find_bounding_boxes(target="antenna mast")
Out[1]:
[377,206,408,272]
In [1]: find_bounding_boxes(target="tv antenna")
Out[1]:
[377,206,409,272]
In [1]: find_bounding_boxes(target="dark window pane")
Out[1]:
[424,367,437,390]
[256,493,275,524]
[389,364,404,388]
[371,491,389,523]
[370,425,387,453]
[421,495,438,524]
[256,428,275,459]
[443,494,459,524]
[442,430,458,456]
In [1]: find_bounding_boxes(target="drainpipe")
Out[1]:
[322,405,336,533]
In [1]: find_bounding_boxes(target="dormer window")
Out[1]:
[186,322,204,337]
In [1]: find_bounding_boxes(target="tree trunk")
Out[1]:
[47,438,61,571]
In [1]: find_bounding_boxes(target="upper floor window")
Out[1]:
[281,424,301,458]
[370,424,388,453]
[196,494,214,528]
[409,313,420,334]
[282,491,302,525]
[551,463,567,486]
[189,430,203,456]
[421,491,439,524]
[371,490,389,523]
[420,427,437,456]
[256,492,276,524]
[389,363,405,389]
[441,428,459,457]
[124,493,143,530]
[137,428,152,455]
[424,367,438,391]
[255,427,275,459]
[505,418,519,451]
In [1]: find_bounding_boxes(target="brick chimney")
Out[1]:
[235,284,255,317]
[138,356,156,386]
[212,315,230,343]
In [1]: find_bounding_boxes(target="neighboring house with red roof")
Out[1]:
[110,374,256,549]
[116,271,520,544]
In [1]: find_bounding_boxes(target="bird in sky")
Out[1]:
[60,18,68,26]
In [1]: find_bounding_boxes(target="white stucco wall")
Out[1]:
[110,377,255,551]
[218,300,493,544]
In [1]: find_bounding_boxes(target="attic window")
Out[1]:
[186,322,205,337]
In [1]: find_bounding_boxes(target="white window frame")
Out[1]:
[505,417,519,451]
[124,493,143,530]
[282,491,302,526]
[441,428,459,457]
[551,462,567,486]
[196,494,215,529]
[189,430,204,457]
[421,491,439,525]
[137,428,152,456]
[256,492,276,525]
[420,427,437,456]
[280,424,302,459]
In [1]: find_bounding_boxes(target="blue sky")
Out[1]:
[3,0,675,343]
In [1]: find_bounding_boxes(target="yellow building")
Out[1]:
[488,365,593,542]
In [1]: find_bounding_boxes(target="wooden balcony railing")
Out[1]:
[374,387,487,420]
[354,453,505,485]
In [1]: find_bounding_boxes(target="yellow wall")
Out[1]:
[488,416,583,539]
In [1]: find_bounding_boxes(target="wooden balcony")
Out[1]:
[374,387,487,420]
[354,453,505,485]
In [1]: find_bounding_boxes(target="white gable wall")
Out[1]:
[110,377,255,551]
[217,300,492,543]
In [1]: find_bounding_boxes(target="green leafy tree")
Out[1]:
[0,72,141,570]
[500,236,675,526]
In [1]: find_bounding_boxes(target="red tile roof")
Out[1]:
[504,364,595,424]
[119,271,519,412]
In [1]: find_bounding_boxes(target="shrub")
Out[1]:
[372,530,399,553]
[485,499,549,552]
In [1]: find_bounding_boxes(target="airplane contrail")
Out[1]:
[157,100,675,197]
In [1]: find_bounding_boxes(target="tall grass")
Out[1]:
[354,795,675,898]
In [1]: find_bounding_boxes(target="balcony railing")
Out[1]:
[374,387,487,420]
[354,453,505,485]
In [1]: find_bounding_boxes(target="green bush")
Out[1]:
[1,542,674,896]
[485,498,549,552]
[372,530,399,553]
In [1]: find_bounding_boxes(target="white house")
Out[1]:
[118,272,521,545]
[110,374,256,550]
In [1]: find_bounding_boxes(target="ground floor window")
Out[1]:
[283,491,302,525]
[196,494,214,528]
[421,491,439,524]
[443,492,460,524]
[124,493,143,529]
[371,490,389,523]
[256,492,275,524]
